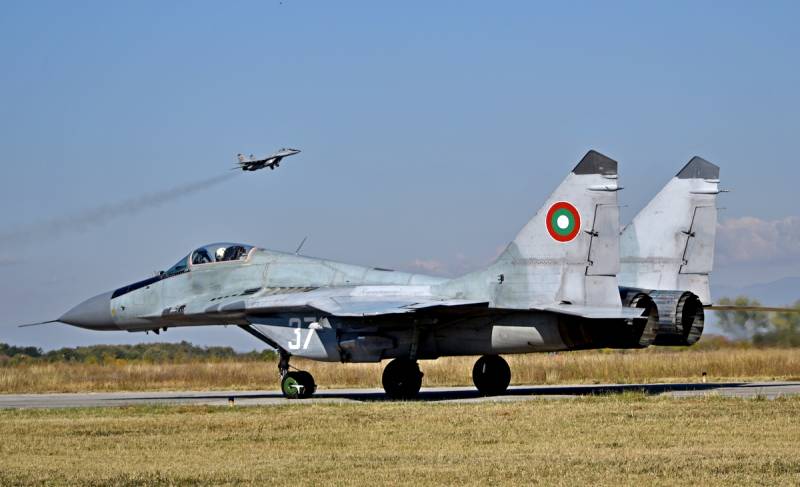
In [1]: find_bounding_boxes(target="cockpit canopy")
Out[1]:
[165,243,255,277]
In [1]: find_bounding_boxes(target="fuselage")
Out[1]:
[59,244,644,363]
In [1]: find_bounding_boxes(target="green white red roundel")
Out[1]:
[546,201,581,242]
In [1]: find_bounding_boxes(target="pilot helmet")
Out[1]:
[215,247,226,261]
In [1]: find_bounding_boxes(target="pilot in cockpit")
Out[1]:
[215,245,247,261]
[215,247,227,262]
[192,248,213,265]
[224,245,247,261]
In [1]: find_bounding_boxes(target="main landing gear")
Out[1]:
[472,355,511,396]
[279,351,316,400]
[379,355,511,400]
[382,358,423,399]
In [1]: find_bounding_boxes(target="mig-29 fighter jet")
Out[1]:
[30,151,714,399]
[236,148,300,172]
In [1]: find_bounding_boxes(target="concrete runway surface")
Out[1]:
[2,381,799,409]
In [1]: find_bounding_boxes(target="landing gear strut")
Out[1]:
[382,358,423,399]
[278,350,316,400]
[472,355,511,396]
[238,325,317,400]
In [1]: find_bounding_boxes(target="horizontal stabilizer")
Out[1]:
[536,304,647,320]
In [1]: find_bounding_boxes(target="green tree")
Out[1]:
[0,343,42,358]
[754,300,800,347]
[1,341,278,366]
[715,296,770,340]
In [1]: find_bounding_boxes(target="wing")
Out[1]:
[241,290,488,318]
[308,295,489,317]
[135,286,489,325]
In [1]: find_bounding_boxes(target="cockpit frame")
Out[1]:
[189,243,256,269]
[164,243,256,278]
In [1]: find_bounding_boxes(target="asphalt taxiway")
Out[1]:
[1,381,799,409]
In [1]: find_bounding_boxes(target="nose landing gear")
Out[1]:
[237,324,317,400]
[278,351,316,400]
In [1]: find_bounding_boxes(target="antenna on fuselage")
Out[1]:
[294,236,308,255]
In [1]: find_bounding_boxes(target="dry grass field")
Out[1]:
[2,348,800,393]
[1,396,799,486]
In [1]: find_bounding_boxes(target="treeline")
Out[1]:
[714,297,800,347]
[0,341,276,366]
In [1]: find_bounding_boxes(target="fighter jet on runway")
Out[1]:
[236,148,300,172]
[27,150,792,400]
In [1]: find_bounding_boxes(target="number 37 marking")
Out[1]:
[287,317,317,350]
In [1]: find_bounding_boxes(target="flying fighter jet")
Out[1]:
[26,150,790,400]
[236,148,300,172]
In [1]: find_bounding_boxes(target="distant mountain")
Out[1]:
[713,276,800,306]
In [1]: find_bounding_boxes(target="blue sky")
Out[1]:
[2,1,799,350]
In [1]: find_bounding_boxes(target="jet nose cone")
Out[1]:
[60,291,117,330]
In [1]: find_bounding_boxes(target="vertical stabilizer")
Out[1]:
[443,150,623,309]
[619,157,720,303]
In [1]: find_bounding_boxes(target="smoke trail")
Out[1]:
[0,173,237,246]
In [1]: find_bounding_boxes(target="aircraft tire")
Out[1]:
[281,371,316,399]
[382,358,423,400]
[295,371,317,398]
[472,355,511,396]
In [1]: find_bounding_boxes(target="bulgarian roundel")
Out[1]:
[546,201,581,242]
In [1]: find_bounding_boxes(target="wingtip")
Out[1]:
[676,156,720,179]
[573,150,618,176]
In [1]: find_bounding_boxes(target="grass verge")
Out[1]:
[1,396,799,485]
[2,348,800,393]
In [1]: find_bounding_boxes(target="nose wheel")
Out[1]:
[281,370,316,399]
[382,358,423,399]
[278,351,316,399]
[472,355,511,396]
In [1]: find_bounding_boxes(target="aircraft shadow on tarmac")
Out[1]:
[121,381,781,404]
